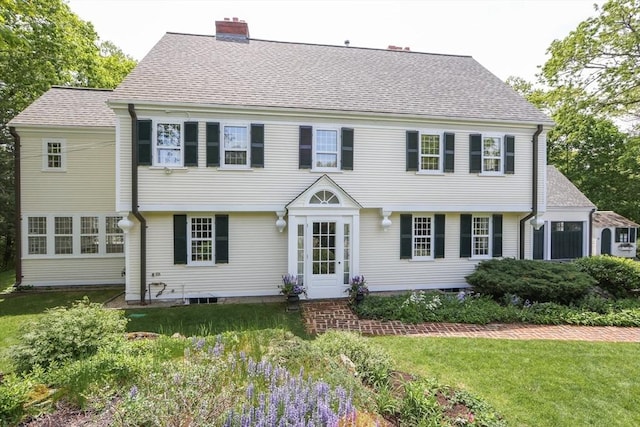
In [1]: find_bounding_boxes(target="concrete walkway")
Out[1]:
[302,300,640,342]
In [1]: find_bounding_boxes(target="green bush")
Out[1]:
[0,373,33,426]
[10,298,128,373]
[466,258,596,304]
[573,255,640,297]
[313,331,393,388]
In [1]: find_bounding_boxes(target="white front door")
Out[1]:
[301,217,351,299]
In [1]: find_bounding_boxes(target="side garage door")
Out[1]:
[551,221,583,259]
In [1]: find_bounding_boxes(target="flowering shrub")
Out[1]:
[346,275,369,302]
[279,274,307,297]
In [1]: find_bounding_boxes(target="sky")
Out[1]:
[66,0,604,83]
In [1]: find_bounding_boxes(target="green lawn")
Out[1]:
[125,303,307,338]
[374,336,640,427]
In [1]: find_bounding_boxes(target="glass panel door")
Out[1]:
[312,221,336,275]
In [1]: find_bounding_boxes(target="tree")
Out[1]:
[0,0,136,270]
[542,0,640,128]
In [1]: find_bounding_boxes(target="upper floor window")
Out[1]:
[299,126,354,171]
[482,137,501,172]
[43,139,66,171]
[469,134,515,175]
[156,123,182,166]
[315,129,339,169]
[223,125,249,167]
[406,131,454,173]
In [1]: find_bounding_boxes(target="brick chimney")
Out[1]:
[215,17,250,42]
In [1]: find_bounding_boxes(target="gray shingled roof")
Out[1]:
[593,211,639,228]
[110,33,552,124]
[9,87,115,128]
[546,165,595,208]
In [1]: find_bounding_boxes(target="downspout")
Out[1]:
[127,104,147,305]
[588,208,596,256]
[9,127,22,287]
[519,124,544,259]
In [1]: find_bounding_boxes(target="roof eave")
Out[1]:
[107,99,554,128]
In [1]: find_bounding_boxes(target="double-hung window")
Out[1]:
[469,134,515,174]
[315,129,339,169]
[173,214,229,265]
[482,136,501,173]
[298,126,354,171]
[54,217,73,255]
[43,139,66,171]
[106,217,124,254]
[156,123,182,166]
[400,214,446,259]
[223,125,249,167]
[460,214,503,258]
[28,217,47,255]
[80,216,99,254]
[406,131,454,173]
[189,217,214,264]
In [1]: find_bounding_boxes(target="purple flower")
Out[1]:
[128,385,138,399]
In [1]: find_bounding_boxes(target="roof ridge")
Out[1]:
[50,86,113,92]
[163,31,472,59]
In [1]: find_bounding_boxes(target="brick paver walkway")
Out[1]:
[302,300,640,342]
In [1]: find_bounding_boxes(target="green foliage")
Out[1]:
[466,258,596,304]
[0,0,136,268]
[354,292,640,326]
[0,372,33,425]
[313,331,394,388]
[574,255,640,297]
[10,298,128,373]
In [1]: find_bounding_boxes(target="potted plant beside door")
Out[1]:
[279,274,306,311]
[346,275,369,305]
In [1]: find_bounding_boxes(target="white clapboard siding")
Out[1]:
[125,118,544,211]
[126,212,287,302]
[359,210,521,290]
[22,258,124,287]
[20,129,116,213]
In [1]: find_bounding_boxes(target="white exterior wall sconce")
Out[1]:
[276,211,287,232]
[381,210,392,231]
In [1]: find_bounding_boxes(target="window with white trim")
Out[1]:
[309,190,339,205]
[472,216,490,257]
[223,125,249,166]
[54,217,73,255]
[80,216,99,254]
[43,139,65,171]
[314,129,339,169]
[106,216,124,254]
[615,227,636,243]
[413,216,433,258]
[482,136,502,172]
[420,134,441,171]
[28,217,47,255]
[188,217,214,265]
[155,123,182,166]
[25,215,124,257]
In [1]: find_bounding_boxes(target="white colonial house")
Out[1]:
[12,18,608,304]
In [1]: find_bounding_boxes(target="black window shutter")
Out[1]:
[299,126,312,169]
[533,225,545,260]
[631,228,637,243]
[434,214,445,258]
[184,122,198,167]
[469,134,482,173]
[341,128,354,170]
[206,122,220,167]
[460,214,472,258]
[137,119,152,166]
[215,215,229,264]
[250,124,265,168]
[173,215,187,265]
[444,132,455,173]
[492,214,503,257]
[505,135,515,174]
[400,214,413,259]
[406,131,419,171]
